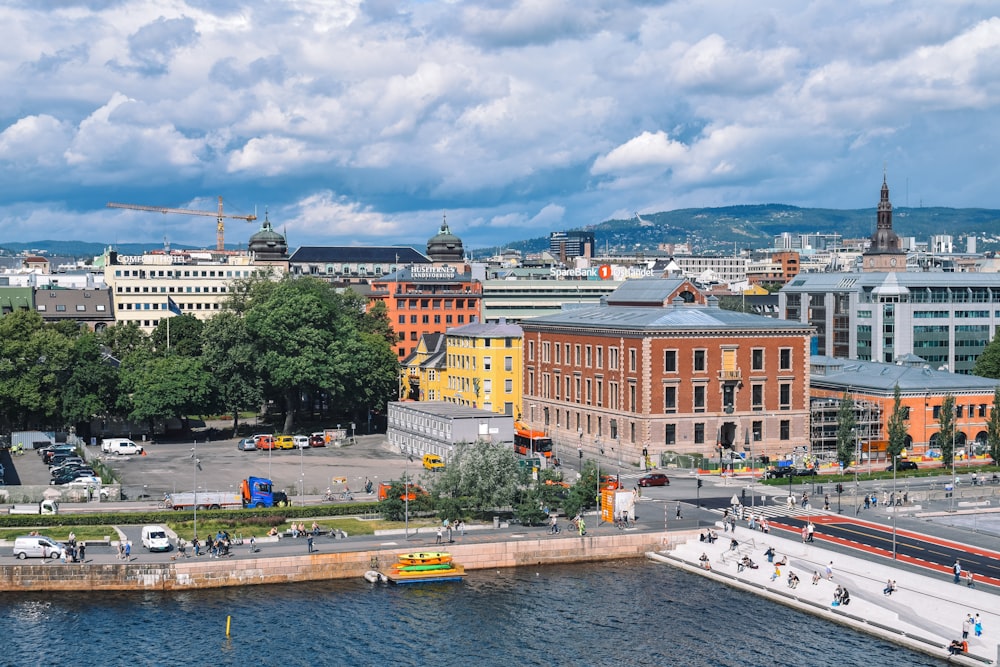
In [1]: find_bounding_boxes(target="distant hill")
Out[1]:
[0,240,213,259]
[478,204,1000,256]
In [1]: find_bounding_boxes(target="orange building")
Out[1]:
[368,266,483,358]
[810,355,1000,461]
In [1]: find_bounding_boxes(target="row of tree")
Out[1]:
[0,275,400,436]
[835,385,1000,468]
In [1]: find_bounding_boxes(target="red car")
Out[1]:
[638,473,670,487]
[309,434,326,448]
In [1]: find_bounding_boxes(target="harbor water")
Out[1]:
[3,560,944,666]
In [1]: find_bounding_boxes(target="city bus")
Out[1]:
[513,423,553,458]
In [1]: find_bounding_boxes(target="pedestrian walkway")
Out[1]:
[655,526,999,666]
[707,497,823,521]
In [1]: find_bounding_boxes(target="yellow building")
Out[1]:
[400,333,447,401]
[442,320,523,417]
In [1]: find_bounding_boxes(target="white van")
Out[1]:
[102,438,143,455]
[12,535,64,560]
[141,525,171,552]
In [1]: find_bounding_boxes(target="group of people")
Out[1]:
[116,539,132,561]
[64,532,85,563]
[698,530,718,544]
[799,521,816,543]
[435,518,465,544]
[883,579,897,595]
[833,585,851,606]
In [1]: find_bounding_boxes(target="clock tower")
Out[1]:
[862,173,906,272]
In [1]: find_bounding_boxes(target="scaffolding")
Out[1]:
[810,396,883,462]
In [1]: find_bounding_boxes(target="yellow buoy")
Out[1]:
[226,615,231,637]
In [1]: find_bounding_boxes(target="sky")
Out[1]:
[1,1,999,252]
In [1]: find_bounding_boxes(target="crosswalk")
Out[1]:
[707,500,825,521]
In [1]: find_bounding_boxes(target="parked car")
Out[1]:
[793,467,818,476]
[50,465,95,479]
[638,473,670,487]
[293,435,310,449]
[886,460,919,472]
[141,525,172,552]
[40,445,75,463]
[12,535,64,560]
[51,473,101,486]
[274,435,295,450]
[765,467,793,479]
[309,433,326,448]
[422,454,444,470]
[48,456,85,469]
[237,437,257,451]
[255,434,275,450]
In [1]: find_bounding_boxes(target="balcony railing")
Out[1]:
[718,369,742,381]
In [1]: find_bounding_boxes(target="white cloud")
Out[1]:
[591,131,688,175]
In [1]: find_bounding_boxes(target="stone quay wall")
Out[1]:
[0,531,673,592]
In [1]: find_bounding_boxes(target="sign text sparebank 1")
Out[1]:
[549,265,655,280]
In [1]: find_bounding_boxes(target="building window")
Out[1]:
[505,379,513,393]
[693,385,706,412]
[628,382,636,412]
[693,349,706,372]
[575,377,582,402]
[484,356,492,371]
[504,356,513,371]
[596,346,603,369]
[585,345,592,367]
[585,378,592,404]
[629,348,637,372]
[752,384,764,410]
[596,378,603,406]
[779,383,791,409]
[541,342,549,362]
[752,348,764,371]
[664,386,676,412]
[780,420,790,440]
[609,346,619,370]
[752,420,762,441]
[664,350,677,373]
[665,424,676,445]
[575,344,581,366]
[779,348,792,370]
[694,423,705,444]
[555,344,561,364]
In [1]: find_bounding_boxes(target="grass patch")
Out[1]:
[165,516,439,540]
[0,526,118,542]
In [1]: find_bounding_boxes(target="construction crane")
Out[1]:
[106,196,257,251]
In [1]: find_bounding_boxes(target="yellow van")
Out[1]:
[422,454,444,471]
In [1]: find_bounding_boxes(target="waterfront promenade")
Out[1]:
[658,523,999,666]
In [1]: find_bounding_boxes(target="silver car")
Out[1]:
[237,437,257,451]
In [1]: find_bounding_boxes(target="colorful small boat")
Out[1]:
[386,563,466,584]
[396,552,453,565]
[391,563,456,572]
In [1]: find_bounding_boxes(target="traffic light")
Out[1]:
[697,479,703,488]
[836,483,844,493]
[578,448,583,459]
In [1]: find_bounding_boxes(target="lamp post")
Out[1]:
[951,428,957,513]
[892,453,898,559]
[854,427,861,516]
[190,443,202,540]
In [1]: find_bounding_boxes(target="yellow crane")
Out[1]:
[106,196,257,251]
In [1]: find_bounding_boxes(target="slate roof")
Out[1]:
[810,355,1000,394]
[521,302,811,332]
[446,321,523,338]
[604,277,693,305]
[289,246,430,264]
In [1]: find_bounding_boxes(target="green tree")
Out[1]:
[973,334,1000,378]
[338,331,400,426]
[150,314,204,357]
[97,322,150,364]
[201,312,262,434]
[430,440,521,513]
[989,389,1000,464]
[61,332,120,427]
[121,355,213,432]
[938,394,956,466]
[244,277,344,433]
[835,392,857,470]
[886,384,908,459]
[0,311,74,429]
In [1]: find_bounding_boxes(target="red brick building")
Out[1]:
[520,279,815,467]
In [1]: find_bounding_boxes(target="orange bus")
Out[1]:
[513,423,553,458]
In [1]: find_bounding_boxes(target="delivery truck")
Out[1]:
[165,476,287,510]
[8,500,59,515]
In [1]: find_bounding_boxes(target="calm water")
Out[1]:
[3,560,943,667]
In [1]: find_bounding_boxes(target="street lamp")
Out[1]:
[853,427,861,516]
[190,443,202,540]
[892,453,898,559]
[951,427,957,512]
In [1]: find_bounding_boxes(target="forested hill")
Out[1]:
[480,204,1000,256]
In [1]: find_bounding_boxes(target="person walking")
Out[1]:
[435,527,443,545]
[825,561,833,580]
[78,542,86,562]
[577,517,586,537]
[307,535,315,553]
[124,540,131,561]
[975,614,983,637]
[963,614,973,639]
[807,521,815,543]
[954,559,963,584]
[249,535,256,554]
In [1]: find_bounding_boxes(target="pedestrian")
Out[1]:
[307,535,315,553]
[864,495,870,510]
[963,615,973,639]
[824,493,830,511]
[966,570,975,588]
[807,521,815,543]
[577,517,586,536]
[435,527,443,545]
[676,504,682,519]
[192,537,201,557]
[249,535,256,553]
[459,520,465,538]
[801,526,808,543]
[761,518,769,534]
[954,559,963,584]
[447,523,454,543]
[812,571,820,585]
[124,540,131,561]
[975,614,983,637]
[825,561,833,580]
[78,542,86,562]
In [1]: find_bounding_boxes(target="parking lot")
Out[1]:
[6,433,417,503]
